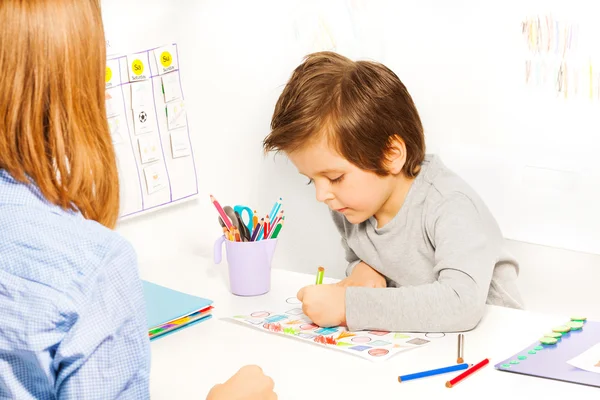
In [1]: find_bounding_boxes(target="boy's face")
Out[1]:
[287,138,398,224]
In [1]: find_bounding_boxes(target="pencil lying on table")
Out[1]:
[398,363,470,383]
[446,358,489,388]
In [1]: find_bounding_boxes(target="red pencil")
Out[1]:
[445,358,489,388]
[210,195,233,230]
[264,214,270,237]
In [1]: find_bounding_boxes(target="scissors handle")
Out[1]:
[234,205,253,232]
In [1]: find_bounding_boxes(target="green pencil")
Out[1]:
[270,217,285,239]
[315,266,324,285]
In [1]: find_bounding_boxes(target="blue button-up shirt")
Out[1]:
[0,170,150,399]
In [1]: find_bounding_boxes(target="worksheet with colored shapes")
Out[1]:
[226,297,431,362]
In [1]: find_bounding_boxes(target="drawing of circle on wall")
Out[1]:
[368,348,389,357]
[251,311,270,318]
[300,323,319,330]
[286,297,301,305]
[351,336,372,344]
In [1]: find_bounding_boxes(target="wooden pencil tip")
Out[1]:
[397,377,402,383]
[318,266,324,272]
[445,382,453,388]
[457,357,464,364]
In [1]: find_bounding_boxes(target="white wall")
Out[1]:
[104,0,600,318]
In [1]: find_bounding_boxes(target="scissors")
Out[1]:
[223,206,251,242]
[233,204,254,233]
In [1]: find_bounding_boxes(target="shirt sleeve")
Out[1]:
[345,193,498,332]
[53,236,151,399]
[330,210,361,276]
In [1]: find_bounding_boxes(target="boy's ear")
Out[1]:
[385,135,407,175]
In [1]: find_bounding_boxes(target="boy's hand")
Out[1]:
[206,365,277,400]
[337,261,386,288]
[297,284,346,327]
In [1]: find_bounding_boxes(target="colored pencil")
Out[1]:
[268,218,284,239]
[446,358,489,388]
[233,227,241,242]
[252,210,258,230]
[210,195,233,230]
[315,266,324,285]
[269,198,282,223]
[264,214,270,238]
[270,209,284,233]
[398,363,470,383]
[250,219,264,241]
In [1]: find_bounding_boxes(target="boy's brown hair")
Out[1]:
[264,51,425,177]
[0,0,120,228]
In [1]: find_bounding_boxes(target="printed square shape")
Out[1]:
[170,129,191,158]
[133,106,156,135]
[108,116,124,144]
[166,100,187,130]
[138,135,161,164]
[368,340,391,347]
[350,345,371,352]
[154,44,179,75]
[143,164,167,194]
[162,71,183,103]
[105,87,122,118]
[407,338,430,346]
[131,80,153,109]
[127,52,150,82]
[105,58,121,89]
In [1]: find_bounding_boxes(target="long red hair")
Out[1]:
[0,0,119,228]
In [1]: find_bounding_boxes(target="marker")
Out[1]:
[398,363,470,383]
[446,358,489,388]
[315,266,324,285]
[457,334,464,363]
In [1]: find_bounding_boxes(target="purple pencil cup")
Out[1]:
[213,236,278,296]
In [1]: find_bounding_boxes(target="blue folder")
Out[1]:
[142,280,213,341]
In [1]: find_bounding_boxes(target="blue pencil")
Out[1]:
[398,363,470,383]
[268,198,282,222]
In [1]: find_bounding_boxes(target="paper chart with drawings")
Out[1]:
[226,296,432,362]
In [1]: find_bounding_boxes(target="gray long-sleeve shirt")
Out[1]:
[333,154,523,333]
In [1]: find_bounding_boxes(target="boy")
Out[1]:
[263,51,523,333]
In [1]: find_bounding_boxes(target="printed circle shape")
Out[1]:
[368,348,389,357]
[160,51,173,68]
[132,59,144,75]
[251,311,270,318]
[351,336,372,343]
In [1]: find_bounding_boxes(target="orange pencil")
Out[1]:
[252,210,258,230]
[233,227,241,242]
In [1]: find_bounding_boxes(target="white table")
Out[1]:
[145,256,598,399]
